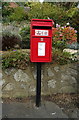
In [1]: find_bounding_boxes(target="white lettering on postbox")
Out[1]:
[38,42,45,56]
[35,30,48,36]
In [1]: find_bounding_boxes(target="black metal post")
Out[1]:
[36,62,41,107]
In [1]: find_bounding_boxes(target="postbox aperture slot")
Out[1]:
[32,26,51,29]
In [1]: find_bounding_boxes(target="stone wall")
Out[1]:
[0,62,79,98]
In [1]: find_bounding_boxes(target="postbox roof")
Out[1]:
[32,19,53,21]
[31,19,53,27]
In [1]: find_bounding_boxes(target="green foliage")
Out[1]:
[25,2,37,8]
[19,26,30,49]
[2,30,22,50]
[66,7,79,27]
[53,40,66,50]
[9,7,28,22]
[53,2,77,10]
[2,50,29,69]
[67,8,77,18]
[2,3,11,17]
[28,2,43,19]
[2,2,14,22]
[2,48,76,69]
[49,4,68,25]
[64,7,79,42]
[2,2,79,29]
[28,2,68,25]
[52,48,72,65]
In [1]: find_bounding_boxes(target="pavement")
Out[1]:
[2,101,69,119]
[1,99,79,119]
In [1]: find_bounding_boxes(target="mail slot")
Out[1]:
[30,19,54,62]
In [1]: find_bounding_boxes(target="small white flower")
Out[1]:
[56,24,60,28]
[75,30,77,33]
[61,27,64,29]
[56,24,58,26]
[66,22,70,25]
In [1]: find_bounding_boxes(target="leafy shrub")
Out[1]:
[2,2,14,23]
[66,42,79,50]
[28,2,68,25]
[2,50,29,69]
[67,7,79,42]
[52,48,72,65]
[53,40,66,50]
[53,25,77,50]
[19,26,30,49]
[2,48,77,69]
[9,7,28,22]
[2,30,22,50]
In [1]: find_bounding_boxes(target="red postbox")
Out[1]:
[30,19,54,62]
